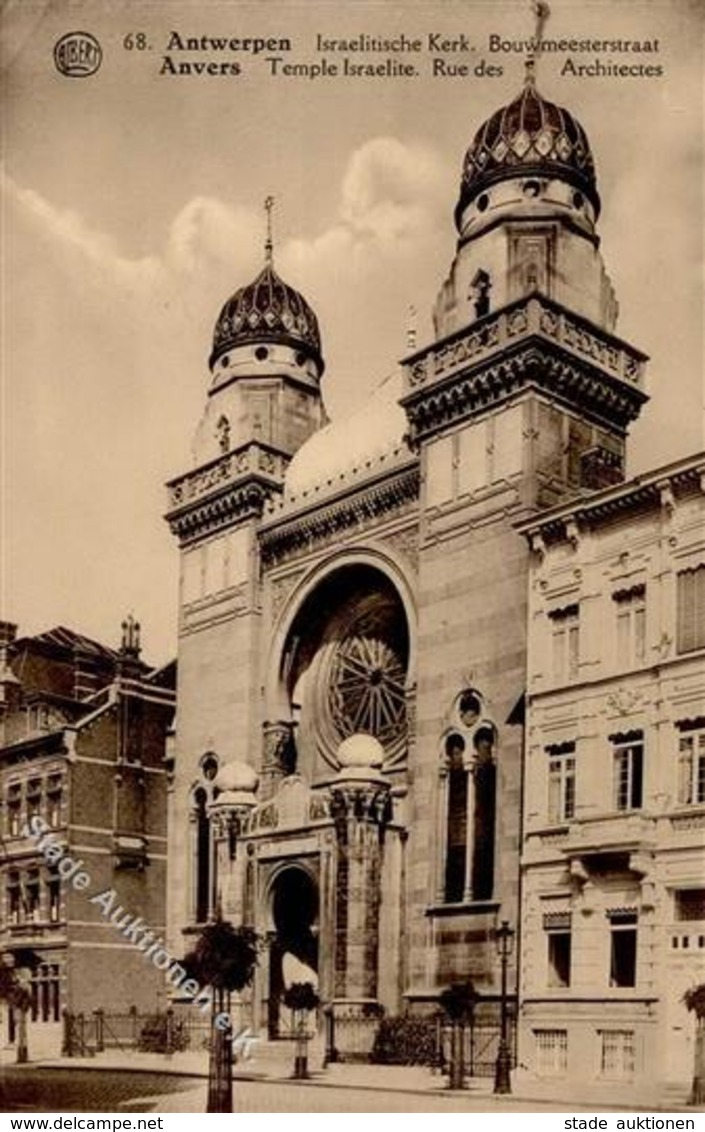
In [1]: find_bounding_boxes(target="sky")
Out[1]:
[2,0,703,665]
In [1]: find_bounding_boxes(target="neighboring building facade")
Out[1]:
[0,621,175,1056]
[517,454,705,1098]
[164,71,658,1066]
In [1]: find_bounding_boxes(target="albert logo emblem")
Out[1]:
[54,32,102,78]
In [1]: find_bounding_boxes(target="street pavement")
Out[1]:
[0,1064,699,1115]
[0,1067,202,1113]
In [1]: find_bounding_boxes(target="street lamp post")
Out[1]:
[494,919,514,1095]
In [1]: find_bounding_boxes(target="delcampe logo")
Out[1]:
[53,31,102,77]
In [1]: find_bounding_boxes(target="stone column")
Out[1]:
[208,783,258,924]
[261,721,295,801]
[329,734,391,1062]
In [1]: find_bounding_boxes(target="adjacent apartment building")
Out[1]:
[0,620,175,1057]
[518,454,705,1098]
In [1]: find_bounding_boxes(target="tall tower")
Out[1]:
[400,62,649,1005]
[164,206,325,948]
[404,71,648,504]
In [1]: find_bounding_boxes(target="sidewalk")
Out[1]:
[19,1048,702,1113]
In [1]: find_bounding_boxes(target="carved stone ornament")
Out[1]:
[606,687,643,716]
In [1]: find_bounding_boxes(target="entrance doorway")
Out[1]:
[268,867,319,1039]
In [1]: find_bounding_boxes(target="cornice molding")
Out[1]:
[517,455,705,543]
[260,464,420,566]
[400,293,647,443]
[165,440,289,545]
[166,479,277,545]
[402,341,647,444]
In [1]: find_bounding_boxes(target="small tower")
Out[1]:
[165,204,326,946]
[403,47,648,504]
[192,197,326,470]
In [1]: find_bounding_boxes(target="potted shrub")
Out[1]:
[439,982,476,1090]
[183,918,260,1112]
[282,981,319,1079]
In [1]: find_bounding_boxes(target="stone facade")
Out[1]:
[517,455,705,1099]
[163,72,700,1091]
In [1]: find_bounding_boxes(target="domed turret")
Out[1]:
[433,72,617,341]
[188,200,328,467]
[210,262,324,375]
[455,82,600,229]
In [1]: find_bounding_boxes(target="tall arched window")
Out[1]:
[471,725,496,900]
[444,734,468,903]
[194,786,211,924]
[191,752,219,923]
[440,691,498,904]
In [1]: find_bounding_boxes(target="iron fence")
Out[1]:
[62,1007,214,1057]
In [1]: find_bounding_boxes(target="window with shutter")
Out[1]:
[676,565,705,654]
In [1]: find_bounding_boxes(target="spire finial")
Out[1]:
[525,0,550,86]
[406,304,417,351]
[264,195,275,266]
[120,614,141,659]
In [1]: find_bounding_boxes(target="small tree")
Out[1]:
[283,981,319,1079]
[684,984,705,1105]
[183,919,260,1113]
[439,982,476,1090]
[0,957,33,1064]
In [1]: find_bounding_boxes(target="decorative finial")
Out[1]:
[264,195,275,266]
[406,305,417,351]
[120,614,141,659]
[525,0,550,86]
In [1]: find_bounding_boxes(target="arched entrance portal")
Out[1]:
[268,867,319,1038]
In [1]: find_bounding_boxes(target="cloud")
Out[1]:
[4,135,448,658]
[1,168,161,290]
[163,196,260,276]
[340,136,446,241]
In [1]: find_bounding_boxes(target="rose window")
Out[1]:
[328,627,407,748]
[287,576,409,772]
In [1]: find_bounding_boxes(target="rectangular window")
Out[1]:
[25,869,41,923]
[46,775,63,829]
[7,783,22,837]
[30,964,61,1023]
[676,566,705,654]
[600,1030,635,1078]
[614,585,646,669]
[548,932,572,988]
[547,744,576,822]
[8,871,21,924]
[609,911,638,987]
[674,889,705,921]
[550,605,580,683]
[535,1029,568,1075]
[26,778,42,822]
[613,736,643,811]
[677,729,705,805]
[47,871,61,923]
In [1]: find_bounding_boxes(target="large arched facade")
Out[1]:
[263,549,417,786]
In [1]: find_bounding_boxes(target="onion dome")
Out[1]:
[210,263,324,373]
[455,83,600,227]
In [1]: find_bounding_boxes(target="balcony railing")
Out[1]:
[403,293,647,394]
[166,442,288,511]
